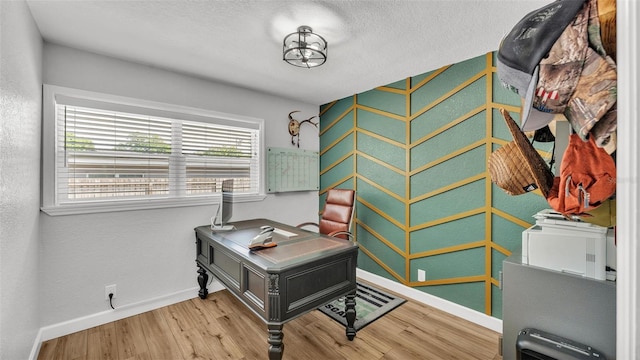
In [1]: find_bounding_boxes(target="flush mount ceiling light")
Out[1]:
[283,25,328,68]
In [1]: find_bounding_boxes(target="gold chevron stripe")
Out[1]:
[409,240,485,259]
[409,139,485,176]
[409,66,451,93]
[356,151,405,175]
[319,101,354,136]
[357,245,406,284]
[410,172,485,204]
[319,100,338,117]
[356,103,406,121]
[320,129,354,155]
[357,176,406,202]
[357,199,405,233]
[319,151,353,175]
[358,221,404,255]
[410,106,484,148]
[491,241,512,257]
[374,85,408,95]
[408,274,485,287]
[320,176,354,195]
[410,70,486,120]
[409,207,485,232]
[357,127,406,148]
[491,207,535,229]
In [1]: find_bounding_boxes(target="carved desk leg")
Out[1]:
[268,323,284,360]
[197,265,208,299]
[267,274,284,359]
[345,290,357,340]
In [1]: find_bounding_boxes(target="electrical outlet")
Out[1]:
[105,284,117,300]
[418,269,426,282]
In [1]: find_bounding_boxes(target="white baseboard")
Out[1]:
[31,280,225,360]
[28,329,43,360]
[356,269,503,334]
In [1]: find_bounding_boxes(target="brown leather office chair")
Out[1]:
[297,188,356,240]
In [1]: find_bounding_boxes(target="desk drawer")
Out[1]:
[243,264,267,314]
[196,235,208,264]
[208,243,242,291]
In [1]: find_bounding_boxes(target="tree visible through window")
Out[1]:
[115,133,171,154]
[65,132,95,151]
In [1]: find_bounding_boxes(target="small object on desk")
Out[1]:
[210,215,236,231]
[248,238,277,250]
[249,226,277,250]
[211,224,236,231]
[273,227,297,238]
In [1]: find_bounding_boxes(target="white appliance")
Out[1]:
[522,210,614,281]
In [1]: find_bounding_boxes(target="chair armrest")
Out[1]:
[297,222,319,229]
[328,230,353,241]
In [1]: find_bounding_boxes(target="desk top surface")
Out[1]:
[195,218,358,269]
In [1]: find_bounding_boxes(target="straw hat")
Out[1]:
[598,0,616,62]
[488,109,555,197]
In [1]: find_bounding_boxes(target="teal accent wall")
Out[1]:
[319,52,553,318]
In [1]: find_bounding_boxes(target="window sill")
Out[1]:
[41,193,267,216]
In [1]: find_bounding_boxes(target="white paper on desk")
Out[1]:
[273,228,297,238]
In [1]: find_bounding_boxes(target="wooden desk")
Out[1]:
[194,219,359,360]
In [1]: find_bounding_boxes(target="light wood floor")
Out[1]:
[38,283,503,360]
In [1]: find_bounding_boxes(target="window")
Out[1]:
[42,85,265,215]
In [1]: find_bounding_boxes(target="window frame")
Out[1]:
[41,84,266,216]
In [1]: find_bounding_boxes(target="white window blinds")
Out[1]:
[60,105,173,201]
[46,88,262,210]
[182,120,259,195]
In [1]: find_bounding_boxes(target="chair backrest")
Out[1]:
[318,189,355,240]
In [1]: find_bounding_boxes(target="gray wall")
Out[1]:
[38,43,320,328]
[0,1,44,359]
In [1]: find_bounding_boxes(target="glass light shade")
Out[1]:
[283,26,327,68]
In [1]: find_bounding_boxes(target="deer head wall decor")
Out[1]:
[288,111,318,147]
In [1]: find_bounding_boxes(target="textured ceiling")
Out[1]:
[26,0,549,106]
